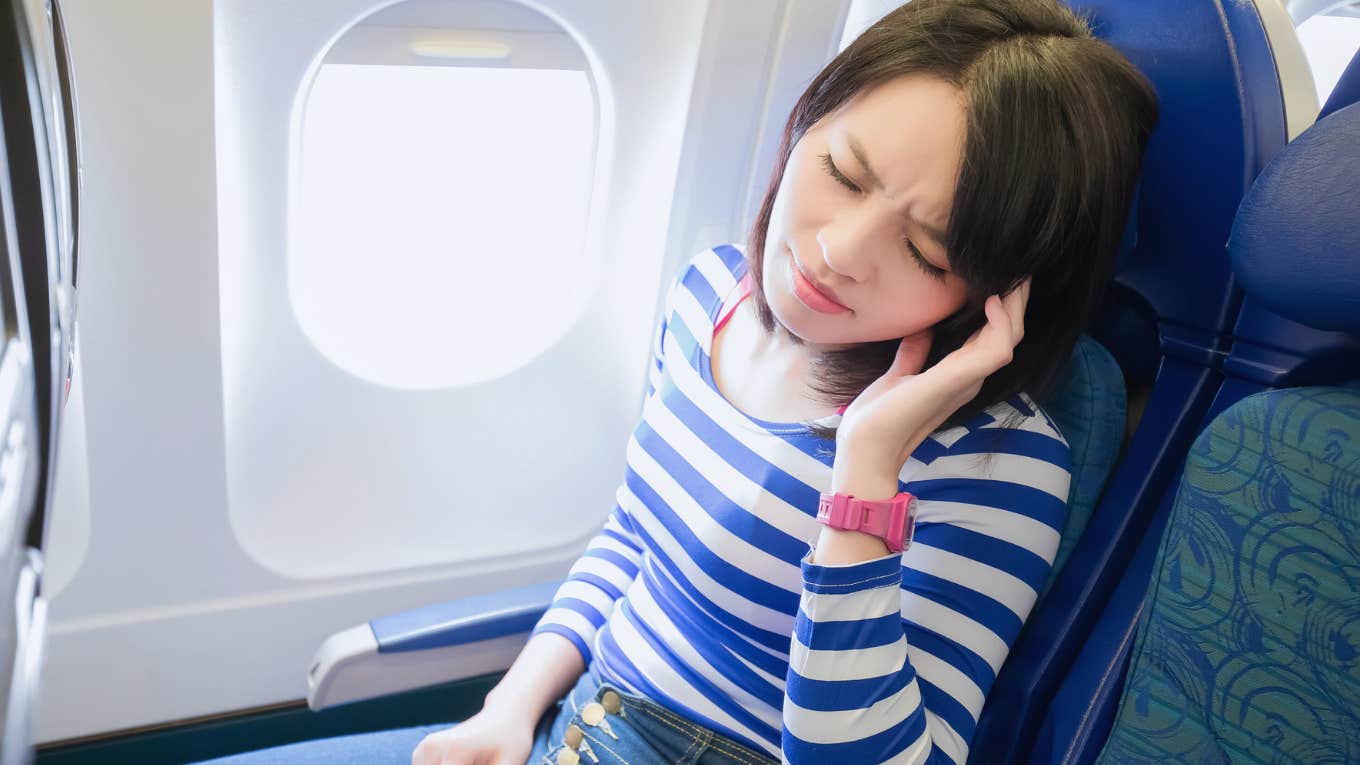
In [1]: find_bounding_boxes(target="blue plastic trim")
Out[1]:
[1222,302,1360,388]
[1028,486,1176,765]
[371,580,562,653]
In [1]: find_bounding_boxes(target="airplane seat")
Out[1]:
[968,1,1317,759]
[1032,98,1360,765]
[1319,46,1360,120]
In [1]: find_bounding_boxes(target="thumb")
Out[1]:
[887,328,932,377]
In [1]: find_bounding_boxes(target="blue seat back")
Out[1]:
[1096,386,1360,764]
[970,2,1297,758]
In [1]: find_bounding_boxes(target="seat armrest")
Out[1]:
[307,580,560,711]
[1027,502,1169,765]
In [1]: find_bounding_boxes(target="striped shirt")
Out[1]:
[531,244,1071,764]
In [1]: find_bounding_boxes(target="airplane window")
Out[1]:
[292,20,597,390]
[1296,12,1360,105]
[217,0,610,580]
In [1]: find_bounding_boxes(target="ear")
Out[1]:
[888,326,933,377]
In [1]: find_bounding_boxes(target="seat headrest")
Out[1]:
[1227,102,1360,334]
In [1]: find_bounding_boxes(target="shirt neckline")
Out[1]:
[697,259,841,436]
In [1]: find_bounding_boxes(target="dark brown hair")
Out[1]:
[746,0,1158,439]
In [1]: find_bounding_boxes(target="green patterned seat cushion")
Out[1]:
[1097,387,1360,764]
[1037,334,1128,602]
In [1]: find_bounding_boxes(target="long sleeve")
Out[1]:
[782,409,1072,765]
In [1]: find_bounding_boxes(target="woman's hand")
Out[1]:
[833,278,1031,485]
[411,704,536,765]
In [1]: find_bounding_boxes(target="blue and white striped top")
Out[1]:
[531,244,1071,764]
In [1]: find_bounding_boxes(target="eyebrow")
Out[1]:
[847,134,949,250]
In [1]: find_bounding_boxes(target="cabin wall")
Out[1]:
[37,0,850,742]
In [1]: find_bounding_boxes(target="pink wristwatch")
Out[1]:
[815,491,916,553]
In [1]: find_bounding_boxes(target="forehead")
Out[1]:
[827,74,965,223]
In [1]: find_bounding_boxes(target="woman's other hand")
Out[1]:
[411,704,535,765]
[834,278,1030,483]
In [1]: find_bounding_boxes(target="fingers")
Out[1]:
[411,733,455,765]
[963,292,1018,372]
[984,295,1015,358]
[934,279,1031,381]
[888,328,932,376]
[1001,278,1029,345]
[983,278,1029,350]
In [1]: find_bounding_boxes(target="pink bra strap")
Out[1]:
[713,272,754,337]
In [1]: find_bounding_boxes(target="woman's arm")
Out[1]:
[781,283,1061,762]
[783,418,1071,764]
[482,631,586,719]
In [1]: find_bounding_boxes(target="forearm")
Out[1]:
[786,510,934,763]
[482,631,586,719]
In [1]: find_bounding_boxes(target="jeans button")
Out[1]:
[581,702,619,739]
[565,725,584,749]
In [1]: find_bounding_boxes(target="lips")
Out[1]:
[789,251,850,314]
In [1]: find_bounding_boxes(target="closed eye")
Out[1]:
[905,238,947,283]
[818,152,860,193]
[821,151,948,283]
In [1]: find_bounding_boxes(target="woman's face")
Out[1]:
[762,73,970,352]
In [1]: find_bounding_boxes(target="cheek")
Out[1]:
[882,277,969,330]
[768,166,801,235]
[772,145,837,232]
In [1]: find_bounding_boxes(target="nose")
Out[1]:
[816,208,883,283]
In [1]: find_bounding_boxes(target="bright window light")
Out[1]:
[1297,14,1360,106]
[292,64,596,389]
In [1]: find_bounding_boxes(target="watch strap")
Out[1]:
[815,491,915,553]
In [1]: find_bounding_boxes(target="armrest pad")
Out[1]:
[307,580,560,711]
[371,580,561,652]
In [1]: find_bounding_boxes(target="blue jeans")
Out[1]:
[195,662,779,764]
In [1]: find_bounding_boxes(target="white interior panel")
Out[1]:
[1297,12,1360,104]
[38,0,850,743]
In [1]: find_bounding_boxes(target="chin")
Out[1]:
[768,295,847,346]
